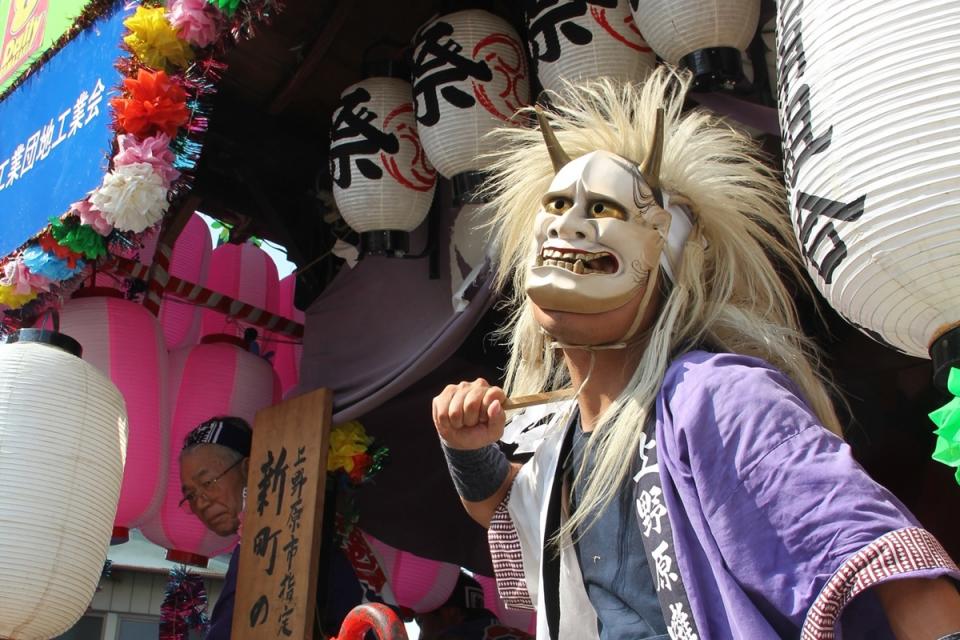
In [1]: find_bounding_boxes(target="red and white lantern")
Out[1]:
[777,0,960,378]
[140,340,280,565]
[526,0,655,93]
[329,77,437,255]
[58,293,169,544]
[411,10,530,182]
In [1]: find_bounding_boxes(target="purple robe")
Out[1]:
[490,351,959,639]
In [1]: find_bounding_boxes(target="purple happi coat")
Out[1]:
[490,351,959,639]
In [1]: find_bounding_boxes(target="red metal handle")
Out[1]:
[332,603,409,640]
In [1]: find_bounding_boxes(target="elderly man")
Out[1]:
[433,67,960,639]
[179,415,252,640]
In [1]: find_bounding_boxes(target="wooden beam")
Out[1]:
[268,0,352,115]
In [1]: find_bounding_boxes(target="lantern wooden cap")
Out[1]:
[5,328,83,358]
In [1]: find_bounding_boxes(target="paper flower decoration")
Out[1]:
[208,0,243,17]
[21,245,85,281]
[38,234,84,269]
[111,69,189,138]
[1,258,52,295]
[929,367,960,485]
[328,421,372,476]
[114,133,181,187]
[168,0,222,48]
[71,199,113,236]
[124,6,194,70]
[90,162,169,233]
[50,218,109,260]
[0,284,38,309]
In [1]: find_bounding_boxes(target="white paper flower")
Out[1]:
[91,162,169,233]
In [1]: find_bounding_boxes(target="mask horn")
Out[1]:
[640,108,664,206]
[535,106,571,174]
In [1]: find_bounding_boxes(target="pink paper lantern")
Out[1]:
[140,339,280,565]
[201,242,279,340]
[57,292,169,543]
[364,532,461,614]
[270,274,303,397]
[159,213,212,350]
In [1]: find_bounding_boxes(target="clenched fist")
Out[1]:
[432,378,507,450]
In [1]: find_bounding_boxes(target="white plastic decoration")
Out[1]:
[329,77,437,234]
[411,9,530,179]
[0,334,127,639]
[778,0,960,357]
[629,0,759,65]
[526,0,655,92]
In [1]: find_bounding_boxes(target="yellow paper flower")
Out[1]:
[327,420,371,474]
[0,284,38,309]
[124,6,193,70]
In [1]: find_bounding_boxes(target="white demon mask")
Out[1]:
[526,109,691,318]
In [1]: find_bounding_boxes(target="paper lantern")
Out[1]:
[59,292,169,544]
[270,273,303,397]
[363,532,461,614]
[0,330,127,639]
[777,0,960,382]
[330,77,437,256]
[201,242,279,340]
[140,340,279,565]
[630,0,760,89]
[411,9,530,187]
[525,0,655,93]
[159,213,213,350]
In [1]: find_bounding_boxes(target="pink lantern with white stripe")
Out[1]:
[140,339,280,565]
[363,531,461,614]
[159,214,212,350]
[201,242,279,342]
[271,274,303,397]
[57,291,169,544]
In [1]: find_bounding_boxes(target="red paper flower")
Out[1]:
[38,234,84,269]
[111,69,189,138]
[348,453,372,483]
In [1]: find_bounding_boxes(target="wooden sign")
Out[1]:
[232,388,333,640]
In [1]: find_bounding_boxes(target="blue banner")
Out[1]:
[0,4,130,257]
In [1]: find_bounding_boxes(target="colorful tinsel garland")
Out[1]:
[327,420,390,486]
[159,566,209,640]
[0,0,283,335]
[929,367,960,486]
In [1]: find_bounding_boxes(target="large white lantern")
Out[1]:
[329,76,438,256]
[0,329,127,639]
[777,0,960,386]
[526,0,656,93]
[630,0,760,89]
[411,9,530,200]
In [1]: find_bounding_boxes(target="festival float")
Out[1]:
[0,0,957,638]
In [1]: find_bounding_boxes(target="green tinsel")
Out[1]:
[367,446,389,479]
[50,218,108,260]
[207,0,244,16]
[929,367,960,486]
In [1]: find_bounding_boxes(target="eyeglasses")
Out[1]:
[179,458,243,512]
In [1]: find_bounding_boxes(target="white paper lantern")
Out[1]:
[329,77,437,254]
[777,0,960,365]
[630,0,759,88]
[0,331,127,639]
[526,0,656,92]
[411,9,530,180]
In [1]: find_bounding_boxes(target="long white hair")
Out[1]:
[482,66,841,539]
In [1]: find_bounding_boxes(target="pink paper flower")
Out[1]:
[71,199,114,236]
[114,133,181,187]
[1,257,53,295]
[167,0,222,48]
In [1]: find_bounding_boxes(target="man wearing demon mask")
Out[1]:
[433,67,960,639]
